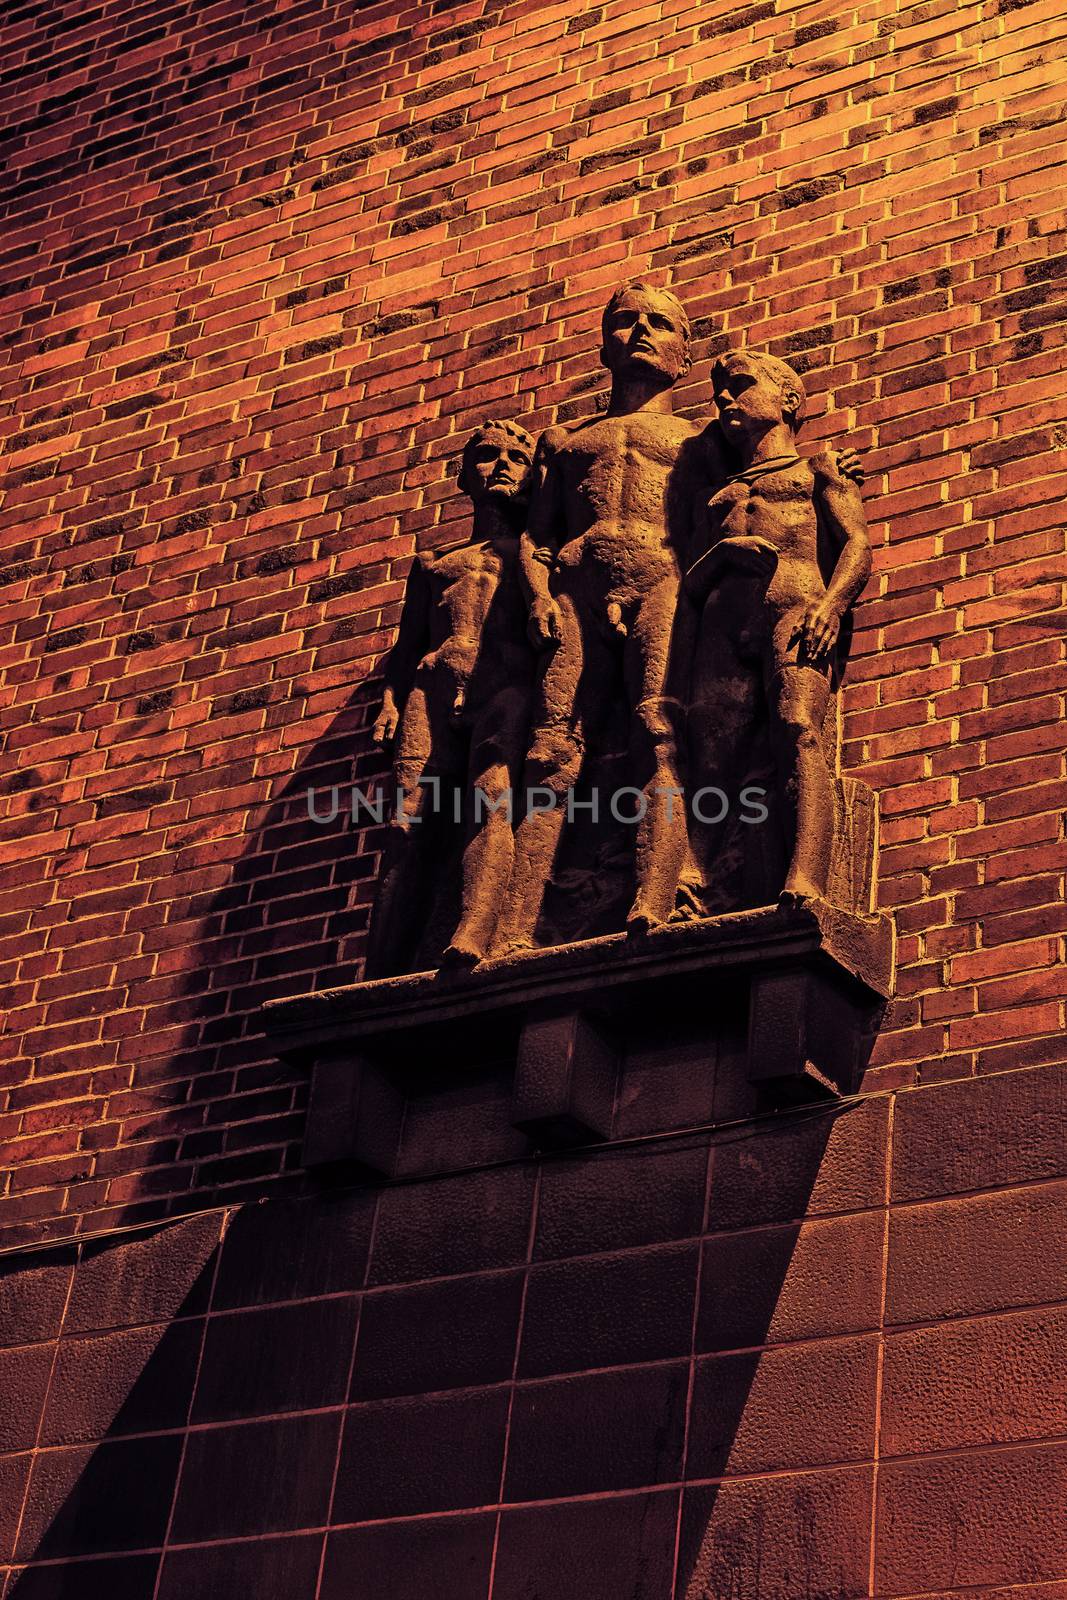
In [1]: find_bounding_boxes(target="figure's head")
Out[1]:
[599,282,692,386]
[457,419,536,508]
[711,350,806,443]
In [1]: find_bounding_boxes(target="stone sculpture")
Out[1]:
[365,419,537,976]
[682,350,873,917]
[492,282,707,953]
[365,287,872,976]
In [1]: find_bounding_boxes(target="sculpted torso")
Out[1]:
[705,457,826,616]
[539,412,705,597]
[418,536,528,708]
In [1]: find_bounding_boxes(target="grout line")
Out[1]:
[7,1239,80,1567]
[309,1184,382,1599]
[12,1426,1067,1573]
[669,1135,715,1600]
[310,1298,366,1597]
[9,1179,1066,1342]
[869,1090,895,1598]
[486,1162,541,1600]
[0,1328,883,1454]
[149,1210,229,1600]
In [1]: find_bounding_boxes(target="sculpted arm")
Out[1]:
[374,554,431,744]
[520,430,565,650]
[799,454,872,661]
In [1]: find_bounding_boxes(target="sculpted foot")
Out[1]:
[778,875,821,912]
[490,932,536,960]
[670,880,707,923]
[626,906,664,937]
[440,936,483,969]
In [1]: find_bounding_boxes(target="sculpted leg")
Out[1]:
[443,690,530,966]
[625,580,692,932]
[684,653,761,915]
[769,663,834,908]
[365,684,452,977]
[492,598,591,955]
[490,720,583,954]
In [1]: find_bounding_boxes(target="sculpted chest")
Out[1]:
[558,415,695,486]
[709,461,815,535]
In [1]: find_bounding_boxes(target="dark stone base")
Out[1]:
[260,901,894,1178]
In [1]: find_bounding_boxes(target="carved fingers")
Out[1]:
[836,446,865,486]
[792,601,841,661]
[528,597,564,651]
[373,705,400,746]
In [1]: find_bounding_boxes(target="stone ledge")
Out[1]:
[260,903,893,1178]
[262,900,893,1054]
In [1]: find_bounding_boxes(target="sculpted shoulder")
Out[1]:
[419,538,470,576]
[808,447,849,488]
[538,420,583,455]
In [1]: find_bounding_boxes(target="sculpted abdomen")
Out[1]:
[558,523,678,591]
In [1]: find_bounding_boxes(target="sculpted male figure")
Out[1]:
[366,420,537,975]
[685,351,872,908]
[492,283,706,951]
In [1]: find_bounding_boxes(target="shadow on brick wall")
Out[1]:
[89,679,387,1236]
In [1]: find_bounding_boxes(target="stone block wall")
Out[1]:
[2,1068,1067,1596]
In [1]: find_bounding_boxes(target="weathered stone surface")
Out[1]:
[66,1213,222,1334]
[876,1444,1067,1593]
[881,1304,1067,1456]
[892,1060,1067,1201]
[887,1180,1067,1325]
[680,1466,874,1600]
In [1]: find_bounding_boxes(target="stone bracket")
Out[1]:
[512,1008,618,1146]
[303,1050,406,1177]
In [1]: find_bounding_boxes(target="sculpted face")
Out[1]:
[600,287,691,384]
[713,354,797,445]
[460,427,534,507]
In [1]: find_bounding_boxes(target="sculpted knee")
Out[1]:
[635,697,681,763]
[524,728,583,793]
[780,717,824,757]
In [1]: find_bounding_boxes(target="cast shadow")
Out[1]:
[102,674,389,1228]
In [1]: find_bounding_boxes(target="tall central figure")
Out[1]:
[492,283,705,953]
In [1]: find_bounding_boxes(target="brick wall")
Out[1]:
[1,0,1065,1245]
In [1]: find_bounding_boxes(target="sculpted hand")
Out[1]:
[793,599,841,661]
[372,702,399,746]
[717,535,778,579]
[606,601,628,638]
[836,446,865,486]
[528,596,563,651]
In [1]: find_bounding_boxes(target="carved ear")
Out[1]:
[783,386,802,423]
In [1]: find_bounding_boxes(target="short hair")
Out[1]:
[458,418,536,490]
[711,349,807,429]
[601,281,691,345]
